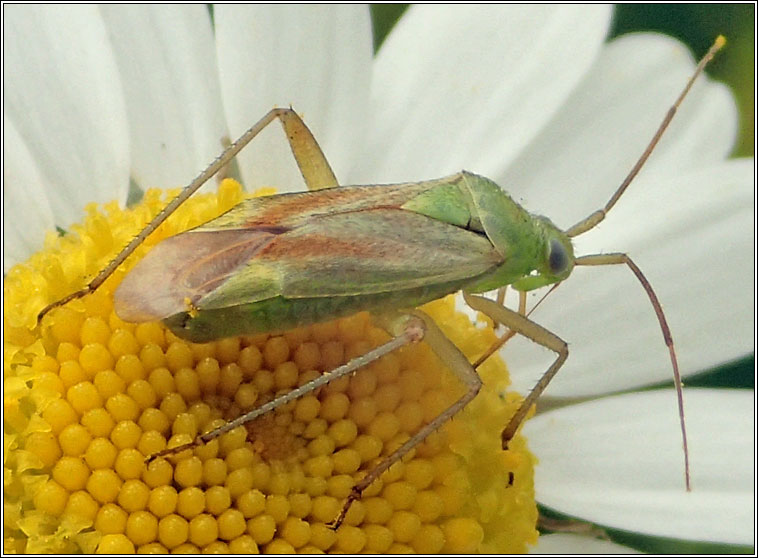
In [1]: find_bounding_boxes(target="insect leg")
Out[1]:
[37,107,336,322]
[490,286,526,332]
[461,292,568,450]
[472,289,527,368]
[145,316,426,462]
[331,309,483,529]
[495,285,508,307]
[278,107,339,191]
[538,514,610,541]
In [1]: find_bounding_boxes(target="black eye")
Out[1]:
[548,239,568,275]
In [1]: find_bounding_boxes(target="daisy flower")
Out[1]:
[3,5,753,553]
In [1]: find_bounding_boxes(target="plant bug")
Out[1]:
[37,36,726,528]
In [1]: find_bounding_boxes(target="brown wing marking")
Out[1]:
[193,208,502,311]
[114,228,280,322]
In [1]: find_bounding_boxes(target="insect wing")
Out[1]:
[113,184,421,322]
[114,178,502,322]
[114,228,279,322]
[196,207,502,310]
[207,181,437,230]
[115,208,501,322]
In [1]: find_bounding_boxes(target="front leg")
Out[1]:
[462,292,568,449]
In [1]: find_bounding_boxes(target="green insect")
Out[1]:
[38,36,725,528]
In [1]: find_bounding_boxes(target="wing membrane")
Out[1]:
[116,178,503,319]
[197,208,501,310]
[114,228,278,321]
[202,179,452,230]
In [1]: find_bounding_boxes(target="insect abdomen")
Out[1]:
[163,279,475,343]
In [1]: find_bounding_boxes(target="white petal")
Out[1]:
[524,389,754,544]
[3,5,129,233]
[358,5,612,184]
[215,5,372,191]
[504,159,753,396]
[3,116,55,271]
[501,32,738,225]
[99,5,228,191]
[530,534,641,554]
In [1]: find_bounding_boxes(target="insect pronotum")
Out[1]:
[38,36,726,528]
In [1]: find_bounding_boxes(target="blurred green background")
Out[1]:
[371,5,754,157]
[372,5,754,554]
[612,4,753,158]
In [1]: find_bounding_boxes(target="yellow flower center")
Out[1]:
[3,179,538,553]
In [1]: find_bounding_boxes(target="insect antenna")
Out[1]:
[574,252,690,490]
[563,36,726,491]
[565,35,725,239]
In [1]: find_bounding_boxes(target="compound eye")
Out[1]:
[548,238,568,275]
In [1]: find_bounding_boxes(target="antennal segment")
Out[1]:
[566,36,726,239]
[575,253,690,491]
